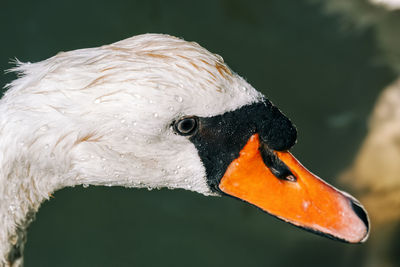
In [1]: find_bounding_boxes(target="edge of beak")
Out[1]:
[218,134,370,243]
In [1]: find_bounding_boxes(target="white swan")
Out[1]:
[0,34,369,266]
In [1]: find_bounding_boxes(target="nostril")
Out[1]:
[349,198,370,233]
[259,143,297,182]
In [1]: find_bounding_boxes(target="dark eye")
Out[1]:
[173,117,198,136]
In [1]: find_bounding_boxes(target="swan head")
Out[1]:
[1,34,369,265]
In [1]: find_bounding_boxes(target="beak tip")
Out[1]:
[348,198,370,243]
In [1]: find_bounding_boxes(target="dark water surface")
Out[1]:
[1,0,397,266]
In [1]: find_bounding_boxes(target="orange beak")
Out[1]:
[219,134,369,243]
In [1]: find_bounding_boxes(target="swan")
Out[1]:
[0,33,369,266]
[340,78,400,266]
[342,78,400,225]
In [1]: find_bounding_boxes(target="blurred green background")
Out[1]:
[1,0,399,266]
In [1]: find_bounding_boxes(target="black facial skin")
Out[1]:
[173,98,297,192]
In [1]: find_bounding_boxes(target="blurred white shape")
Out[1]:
[370,0,400,10]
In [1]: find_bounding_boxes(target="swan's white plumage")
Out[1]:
[0,34,263,265]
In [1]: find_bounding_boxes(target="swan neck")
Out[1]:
[0,161,58,266]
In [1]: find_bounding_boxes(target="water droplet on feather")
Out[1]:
[40,125,49,131]
[174,95,183,103]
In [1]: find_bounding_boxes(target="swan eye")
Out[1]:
[174,117,198,136]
